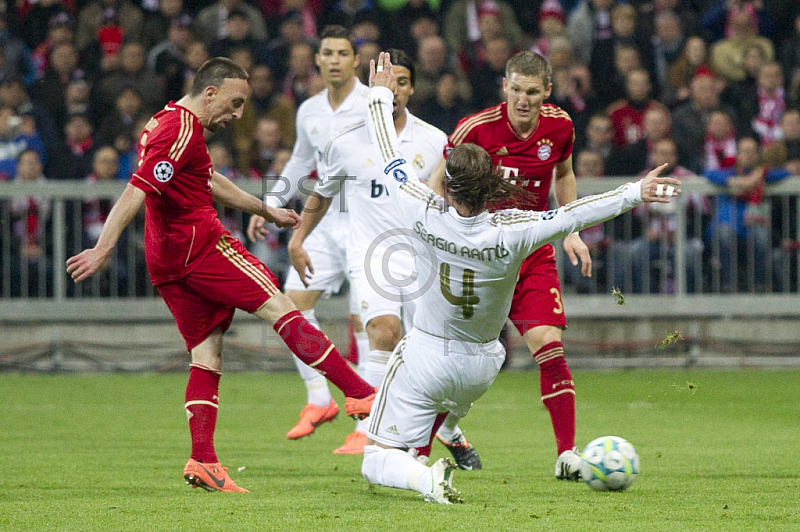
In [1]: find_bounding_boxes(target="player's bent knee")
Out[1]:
[524,325,563,353]
[366,316,403,351]
[255,292,297,323]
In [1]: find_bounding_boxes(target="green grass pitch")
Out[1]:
[2,369,799,531]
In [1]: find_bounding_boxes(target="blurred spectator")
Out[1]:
[703,109,738,172]
[9,149,52,297]
[591,4,655,98]
[63,78,91,121]
[672,72,735,173]
[382,0,441,57]
[141,0,184,50]
[638,0,700,42]
[20,0,70,50]
[356,40,381,85]
[31,12,75,81]
[0,79,60,170]
[595,42,641,109]
[243,64,296,145]
[709,8,774,83]
[146,12,195,101]
[260,0,321,39]
[763,108,800,176]
[281,41,321,106]
[744,62,788,146]
[181,40,210,92]
[93,41,166,113]
[551,63,599,151]
[115,114,149,180]
[246,116,284,178]
[780,13,800,101]
[96,87,145,148]
[607,105,672,176]
[721,42,764,136]
[209,8,270,65]
[193,0,268,46]
[0,11,34,85]
[444,0,523,61]
[531,0,567,60]
[545,34,575,72]
[565,149,611,293]
[704,136,790,292]
[651,10,685,93]
[29,42,85,127]
[468,37,511,110]
[621,138,705,293]
[410,35,471,112]
[607,68,668,148]
[52,112,95,180]
[419,70,473,134]
[701,0,774,44]
[81,146,119,246]
[582,113,615,167]
[266,10,313,84]
[457,0,511,74]
[321,0,380,30]
[75,1,143,51]
[665,35,710,108]
[0,107,46,180]
[209,141,247,241]
[568,0,615,66]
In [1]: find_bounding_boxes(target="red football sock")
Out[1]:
[274,310,373,398]
[534,341,576,455]
[185,363,221,463]
[416,412,448,458]
[347,316,359,365]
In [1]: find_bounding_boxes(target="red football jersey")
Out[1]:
[129,102,226,285]
[446,102,574,212]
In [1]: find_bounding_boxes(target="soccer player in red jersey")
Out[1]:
[66,58,377,492]
[430,51,590,480]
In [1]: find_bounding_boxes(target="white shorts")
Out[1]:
[284,212,359,314]
[350,249,418,329]
[367,329,505,449]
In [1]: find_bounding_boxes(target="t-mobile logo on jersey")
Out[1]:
[498,164,540,188]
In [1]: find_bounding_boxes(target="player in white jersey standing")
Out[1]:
[287,49,481,466]
[247,26,371,452]
[359,52,680,503]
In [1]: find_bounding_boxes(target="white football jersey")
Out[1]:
[366,86,645,343]
[264,79,370,226]
[315,109,447,272]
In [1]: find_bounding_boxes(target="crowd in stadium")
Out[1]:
[1,0,799,297]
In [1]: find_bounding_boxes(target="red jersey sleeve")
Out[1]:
[130,106,201,195]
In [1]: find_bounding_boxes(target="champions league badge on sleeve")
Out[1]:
[393,169,408,183]
[542,209,557,220]
[384,158,406,174]
[154,161,174,182]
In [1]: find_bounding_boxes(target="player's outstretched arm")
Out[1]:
[555,156,592,278]
[639,163,681,202]
[66,184,145,283]
[210,171,301,229]
[287,191,333,287]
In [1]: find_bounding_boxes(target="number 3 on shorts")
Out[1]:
[550,287,564,315]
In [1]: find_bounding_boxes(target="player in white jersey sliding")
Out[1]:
[287,48,481,467]
[359,52,680,503]
[247,26,372,452]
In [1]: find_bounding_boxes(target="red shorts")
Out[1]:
[507,243,568,334]
[157,234,280,351]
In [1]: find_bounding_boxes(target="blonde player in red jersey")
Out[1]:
[67,58,377,493]
[430,51,590,480]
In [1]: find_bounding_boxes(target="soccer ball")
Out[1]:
[579,436,640,491]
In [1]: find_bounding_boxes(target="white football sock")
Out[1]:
[362,445,431,495]
[366,350,392,387]
[436,412,461,441]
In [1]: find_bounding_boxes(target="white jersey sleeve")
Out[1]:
[264,101,318,209]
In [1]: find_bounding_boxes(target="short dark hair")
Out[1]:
[445,143,519,215]
[386,48,415,86]
[190,57,248,96]
[319,25,357,55]
[506,51,552,86]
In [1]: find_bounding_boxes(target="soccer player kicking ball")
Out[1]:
[360,52,678,503]
[66,57,376,493]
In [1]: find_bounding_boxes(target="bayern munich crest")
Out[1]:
[154,161,174,182]
[537,143,552,161]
